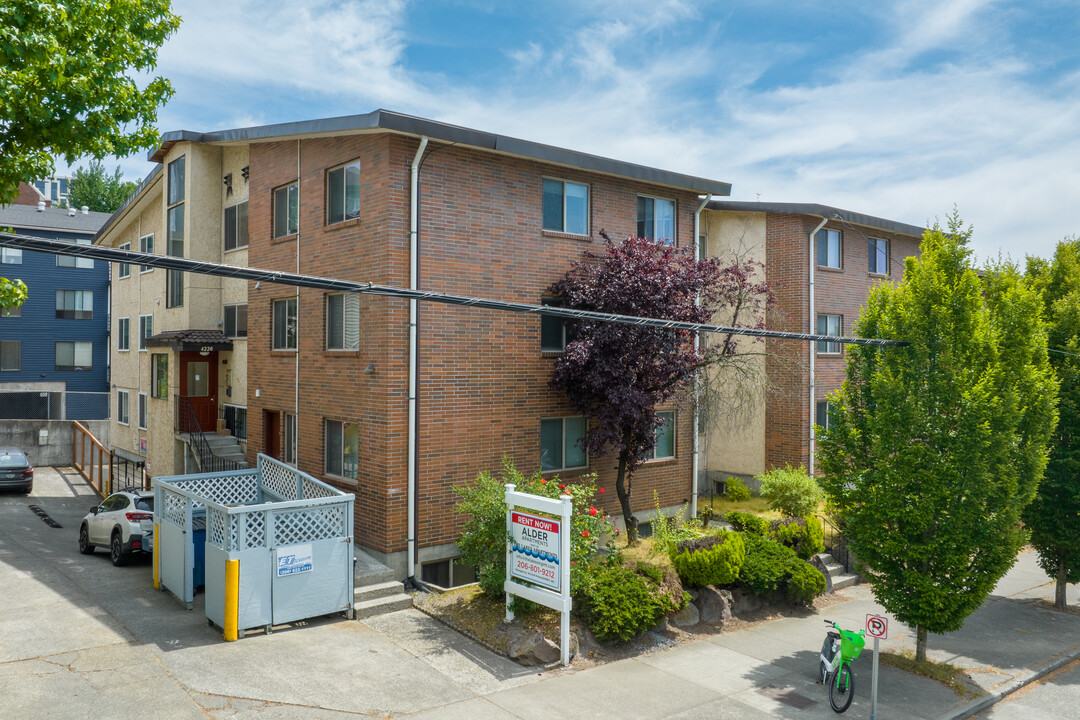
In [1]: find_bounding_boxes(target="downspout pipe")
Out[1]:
[408,136,428,582]
[808,216,828,476]
[691,193,712,519]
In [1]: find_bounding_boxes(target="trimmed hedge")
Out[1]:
[739,533,800,596]
[786,561,827,605]
[575,563,684,642]
[670,531,746,587]
[770,516,825,560]
[726,510,770,536]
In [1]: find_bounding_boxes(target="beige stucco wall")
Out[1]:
[98,141,250,478]
[700,210,767,479]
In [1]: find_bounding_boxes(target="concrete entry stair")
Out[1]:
[815,552,859,590]
[201,432,248,467]
[354,547,413,619]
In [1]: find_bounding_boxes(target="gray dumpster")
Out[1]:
[154,454,355,638]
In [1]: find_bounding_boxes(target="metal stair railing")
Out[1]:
[817,513,852,573]
[176,396,245,474]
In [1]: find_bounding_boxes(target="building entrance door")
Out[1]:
[264,410,281,459]
[180,351,218,432]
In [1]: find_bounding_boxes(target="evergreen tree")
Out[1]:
[67,160,139,213]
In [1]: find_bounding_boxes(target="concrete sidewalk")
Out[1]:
[2,467,1078,719]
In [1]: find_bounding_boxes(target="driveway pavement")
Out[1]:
[2,467,1078,719]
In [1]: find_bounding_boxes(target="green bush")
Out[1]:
[725,476,751,501]
[574,564,670,642]
[785,561,827,605]
[649,491,701,556]
[453,457,615,597]
[757,465,825,517]
[769,516,825,560]
[739,533,800,596]
[725,510,769,536]
[669,531,746,587]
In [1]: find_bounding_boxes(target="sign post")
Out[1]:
[504,483,573,666]
[865,613,888,720]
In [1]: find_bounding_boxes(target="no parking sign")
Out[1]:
[866,613,888,640]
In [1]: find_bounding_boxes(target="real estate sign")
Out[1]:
[509,511,561,591]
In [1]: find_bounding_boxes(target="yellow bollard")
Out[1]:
[152,524,160,589]
[224,559,239,642]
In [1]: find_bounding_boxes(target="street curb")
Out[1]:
[934,643,1080,720]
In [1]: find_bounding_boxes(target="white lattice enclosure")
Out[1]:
[153,454,355,636]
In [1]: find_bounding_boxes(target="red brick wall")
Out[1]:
[14,182,47,206]
[765,214,921,471]
[246,132,700,556]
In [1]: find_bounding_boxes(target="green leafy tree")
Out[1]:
[0,0,178,305]
[818,213,1058,662]
[0,1,178,202]
[1024,237,1080,610]
[66,160,139,213]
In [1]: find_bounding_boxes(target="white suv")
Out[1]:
[79,490,155,566]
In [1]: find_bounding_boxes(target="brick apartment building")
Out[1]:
[699,202,925,488]
[103,111,732,583]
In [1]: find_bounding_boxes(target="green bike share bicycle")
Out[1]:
[818,619,866,713]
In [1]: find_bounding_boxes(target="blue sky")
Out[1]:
[75,0,1079,261]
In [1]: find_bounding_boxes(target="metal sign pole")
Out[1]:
[871,636,880,720]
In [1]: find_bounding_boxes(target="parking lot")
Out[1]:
[0,467,537,720]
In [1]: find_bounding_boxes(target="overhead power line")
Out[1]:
[0,232,908,347]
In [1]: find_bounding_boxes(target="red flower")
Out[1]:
[589,507,598,516]
[599,488,605,493]
[570,561,576,566]
[582,530,589,538]
[615,529,621,535]
[540,479,546,484]
[559,483,566,490]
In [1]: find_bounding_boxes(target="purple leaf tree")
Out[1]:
[549,231,773,544]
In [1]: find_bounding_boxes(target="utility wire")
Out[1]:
[0,232,909,347]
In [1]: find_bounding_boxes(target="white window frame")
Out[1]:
[138,233,154,273]
[869,237,888,275]
[138,392,148,430]
[816,400,832,431]
[817,314,842,354]
[540,416,588,472]
[139,314,153,351]
[542,178,589,235]
[118,242,131,278]
[117,317,130,352]
[326,160,362,225]
[55,341,92,371]
[817,228,842,269]
[56,237,93,268]
[637,195,677,246]
[643,410,676,461]
[540,298,574,352]
[1,247,22,264]
[117,390,130,426]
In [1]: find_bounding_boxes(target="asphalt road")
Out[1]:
[975,656,1080,720]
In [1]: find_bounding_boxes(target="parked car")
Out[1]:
[0,447,33,494]
[79,490,155,566]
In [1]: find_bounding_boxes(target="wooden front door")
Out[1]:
[264,410,281,459]
[180,351,218,432]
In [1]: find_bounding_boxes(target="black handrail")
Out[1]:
[176,396,244,473]
[817,513,851,573]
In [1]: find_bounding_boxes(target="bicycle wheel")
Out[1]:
[829,662,855,713]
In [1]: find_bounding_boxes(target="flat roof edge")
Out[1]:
[706,201,926,238]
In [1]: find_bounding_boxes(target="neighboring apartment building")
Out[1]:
[128,110,732,583]
[0,203,111,420]
[699,202,925,489]
[93,146,250,477]
[32,174,73,207]
[12,182,50,208]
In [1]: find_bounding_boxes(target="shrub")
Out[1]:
[669,531,746,587]
[453,457,615,597]
[786,561,827,605]
[757,465,825,517]
[725,476,751,501]
[574,564,669,642]
[726,510,769,536]
[769,516,825,560]
[635,562,687,615]
[739,533,800,596]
